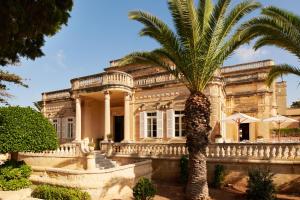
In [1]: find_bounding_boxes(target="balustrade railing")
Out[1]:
[221,60,274,73]
[20,143,85,158]
[107,143,300,161]
[43,90,70,100]
[72,70,133,90]
[134,73,177,87]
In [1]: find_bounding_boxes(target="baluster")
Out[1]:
[216,146,220,157]
[283,146,289,159]
[277,146,282,158]
[266,146,271,158]
[237,146,242,157]
[290,146,296,159]
[242,146,247,157]
[296,147,300,159]
[226,146,231,157]
[253,146,258,158]
[248,146,253,157]
[205,146,210,157]
[259,146,264,158]
[221,146,225,157]
[231,146,236,157]
[271,146,276,159]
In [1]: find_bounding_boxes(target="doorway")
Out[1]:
[114,116,124,142]
[239,123,250,141]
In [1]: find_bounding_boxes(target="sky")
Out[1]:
[6,0,300,107]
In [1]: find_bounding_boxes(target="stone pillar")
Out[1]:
[271,81,278,116]
[104,91,111,141]
[123,92,131,142]
[75,98,82,141]
[86,152,96,170]
[42,93,47,117]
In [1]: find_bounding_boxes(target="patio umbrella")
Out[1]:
[262,115,298,141]
[222,113,259,142]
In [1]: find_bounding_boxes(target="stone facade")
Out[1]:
[40,59,298,144]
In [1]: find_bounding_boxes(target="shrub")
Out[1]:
[31,185,91,200]
[133,177,156,200]
[246,168,276,200]
[0,160,32,190]
[180,155,189,184]
[212,165,225,189]
[0,106,58,160]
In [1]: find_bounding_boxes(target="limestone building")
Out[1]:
[40,59,295,144]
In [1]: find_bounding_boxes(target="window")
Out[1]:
[52,119,58,132]
[175,111,186,137]
[147,112,157,137]
[67,118,74,139]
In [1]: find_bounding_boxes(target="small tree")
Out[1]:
[0,106,58,161]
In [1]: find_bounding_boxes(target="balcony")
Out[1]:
[71,70,133,91]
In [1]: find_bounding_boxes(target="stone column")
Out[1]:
[75,98,82,141]
[104,91,111,141]
[271,81,278,116]
[123,92,131,142]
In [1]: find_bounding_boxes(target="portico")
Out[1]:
[71,70,134,143]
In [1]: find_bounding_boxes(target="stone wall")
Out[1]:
[111,156,300,193]
[30,160,152,200]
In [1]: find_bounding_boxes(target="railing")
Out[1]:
[72,70,133,90]
[106,143,300,161]
[134,73,177,87]
[222,60,274,74]
[20,142,88,158]
[43,90,70,101]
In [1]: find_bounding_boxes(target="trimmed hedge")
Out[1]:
[272,128,300,137]
[0,160,32,190]
[0,106,58,154]
[31,185,91,200]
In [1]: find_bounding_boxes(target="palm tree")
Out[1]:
[119,0,260,199]
[241,6,300,86]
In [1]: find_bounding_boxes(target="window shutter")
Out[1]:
[57,118,61,139]
[157,110,163,138]
[61,118,67,139]
[167,109,175,138]
[139,112,147,138]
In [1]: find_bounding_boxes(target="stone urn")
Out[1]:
[215,135,223,143]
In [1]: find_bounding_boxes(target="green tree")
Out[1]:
[0,0,73,103]
[0,106,58,161]
[241,6,300,86]
[119,0,260,199]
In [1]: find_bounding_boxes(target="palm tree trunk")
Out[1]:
[185,92,211,200]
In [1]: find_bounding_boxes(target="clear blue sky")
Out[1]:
[6,0,300,106]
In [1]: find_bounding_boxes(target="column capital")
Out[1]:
[103,90,111,95]
[124,92,132,101]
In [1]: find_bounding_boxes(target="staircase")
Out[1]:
[95,152,118,169]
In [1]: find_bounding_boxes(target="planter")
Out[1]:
[88,146,95,151]
[215,137,223,143]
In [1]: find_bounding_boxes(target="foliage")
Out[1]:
[0,0,73,103]
[246,168,276,200]
[31,185,91,200]
[180,155,189,184]
[133,177,156,200]
[291,101,300,109]
[119,0,261,94]
[212,165,225,189]
[272,128,300,137]
[242,6,300,86]
[0,160,32,191]
[0,106,58,155]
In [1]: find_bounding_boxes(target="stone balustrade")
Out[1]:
[72,70,133,90]
[43,90,70,101]
[222,60,274,73]
[106,142,300,161]
[21,143,84,158]
[134,73,177,87]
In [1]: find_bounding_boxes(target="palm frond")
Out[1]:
[120,0,259,93]
[266,64,300,86]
